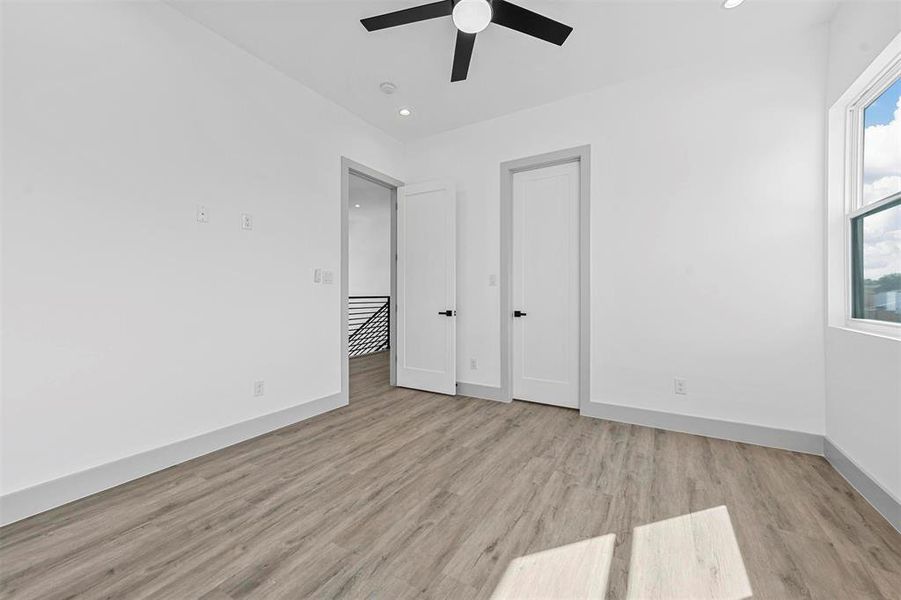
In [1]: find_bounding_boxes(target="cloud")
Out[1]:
[862,197,900,280]
[862,94,901,204]
[863,175,901,204]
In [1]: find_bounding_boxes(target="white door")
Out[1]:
[512,161,580,408]
[397,180,456,395]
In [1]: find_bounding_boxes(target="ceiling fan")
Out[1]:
[361,0,573,82]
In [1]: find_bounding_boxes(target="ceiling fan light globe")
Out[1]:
[452,0,492,34]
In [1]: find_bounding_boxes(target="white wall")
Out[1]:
[405,31,829,435]
[824,1,901,501]
[348,175,391,296]
[825,329,900,498]
[0,1,403,496]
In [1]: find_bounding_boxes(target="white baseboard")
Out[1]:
[824,438,900,533]
[456,382,507,402]
[0,393,345,527]
[581,400,823,455]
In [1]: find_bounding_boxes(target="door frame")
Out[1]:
[499,145,591,410]
[340,157,404,398]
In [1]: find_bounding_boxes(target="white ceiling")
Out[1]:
[169,0,840,140]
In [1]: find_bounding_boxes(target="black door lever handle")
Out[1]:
[438,310,455,316]
[513,310,527,317]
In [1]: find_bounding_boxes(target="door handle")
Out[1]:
[438,310,456,316]
[513,310,527,317]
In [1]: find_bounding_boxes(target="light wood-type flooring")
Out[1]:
[1,351,899,599]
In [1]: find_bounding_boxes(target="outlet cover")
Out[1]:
[253,380,264,397]
[241,213,253,230]
[674,378,688,395]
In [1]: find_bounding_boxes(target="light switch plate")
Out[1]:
[196,205,209,223]
[313,268,322,284]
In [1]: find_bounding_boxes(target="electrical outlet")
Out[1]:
[196,205,209,223]
[313,268,322,283]
[241,213,253,230]
[470,358,478,370]
[488,274,497,287]
[674,378,688,395]
[253,380,264,397]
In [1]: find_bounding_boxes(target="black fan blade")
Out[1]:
[490,0,572,45]
[361,0,453,31]
[451,30,476,82]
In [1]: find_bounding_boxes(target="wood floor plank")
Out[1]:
[1,350,898,599]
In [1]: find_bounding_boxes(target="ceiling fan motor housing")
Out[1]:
[453,0,493,34]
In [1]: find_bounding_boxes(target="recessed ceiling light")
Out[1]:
[722,0,745,8]
[453,0,492,34]
[354,204,361,208]
[398,107,412,117]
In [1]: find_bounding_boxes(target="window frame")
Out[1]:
[846,65,901,214]
[827,34,901,340]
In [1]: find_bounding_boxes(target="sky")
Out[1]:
[861,78,901,283]
[864,78,901,127]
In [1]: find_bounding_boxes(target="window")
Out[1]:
[851,198,900,322]
[861,78,901,205]
[848,74,901,326]
[828,34,901,337]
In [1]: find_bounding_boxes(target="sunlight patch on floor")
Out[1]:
[627,505,752,600]
[490,534,616,600]
[490,505,752,600]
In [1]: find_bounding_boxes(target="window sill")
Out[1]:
[829,320,901,342]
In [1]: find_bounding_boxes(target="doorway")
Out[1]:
[341,158,403,400]
[499,146,590,410]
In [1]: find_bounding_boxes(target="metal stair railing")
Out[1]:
[348,296,390,357]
